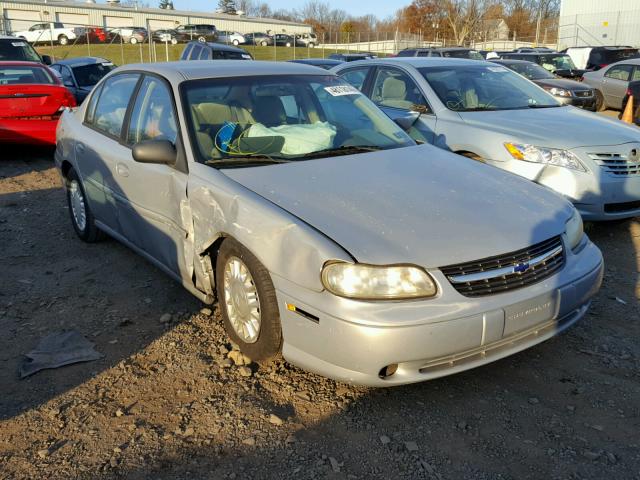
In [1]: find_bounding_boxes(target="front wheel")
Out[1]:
[215,238,282,361]
[58,35,69,45]
[198,36,206,43]
[308,42,315,48]
[594,89,606,112]
[260,40,268,46]
[285,42,292,47]
[171,38,178,45]
[129,37,138,44]
[66,168,104,242]
[232,39,239,46]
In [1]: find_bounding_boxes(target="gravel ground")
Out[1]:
[1,146,639,480]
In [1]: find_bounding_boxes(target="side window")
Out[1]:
[417,50,430,57]
[91,73,139,137]
[632,67,640,82]
[189,45,202,60]
[127,76,178,145]
[60,66,74,86]
[338,67,369,91]
[85,83,104,124]
[605,65,632,81]
[198,47,211,60]
[370,67,428,111]
[181,43,193,60]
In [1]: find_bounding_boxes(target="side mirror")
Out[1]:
[132,140,176,165]
[394,111,421,132]
[41,54,52,65]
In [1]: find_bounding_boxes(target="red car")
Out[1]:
[0,61,76,145]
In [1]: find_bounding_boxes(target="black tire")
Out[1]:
[594,89,606,112]
[285,42,292,47]
[260,40,268,46]
[232,39,239,46]
[308,42,315,48]
[198,36,206,43]
[58,35,68,45]
[129,37,138,45]
[65,168,104,242]
[215,238,282,361]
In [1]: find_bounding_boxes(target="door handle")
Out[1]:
[116,163,130,177]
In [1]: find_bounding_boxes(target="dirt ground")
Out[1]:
[1,145,639,480]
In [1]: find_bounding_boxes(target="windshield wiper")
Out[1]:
[527,103,563,108]
[205,155,290,167]
[297,145,384,159]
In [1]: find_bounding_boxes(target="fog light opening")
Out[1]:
[378,364,398,379]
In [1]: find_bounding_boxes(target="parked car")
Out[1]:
[481,49,513,60]
[108,27,147,45]
[289,58,344,70]
[244,32,272,46]
[329,53,374,62]
[152,29,178,45]
[50,57,115,104]
[564,46,640,71]
[217,31,246,46]
[621,80,640,125]
[582,58,640,111]
[76,27,112,44]
[272,34,304,47]
[0,61,76,144]
[180,41,252,60]
[397,47,483,60]
[295,32,318,47]
[498,52,584,79]
[55,61,603,386]
[174,24,217,43]
[334,57,640,220]
[13,22,81,46]
[491,59,596,110]
[0,36,52,64]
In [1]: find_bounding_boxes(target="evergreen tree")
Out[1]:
[218,0,237,14]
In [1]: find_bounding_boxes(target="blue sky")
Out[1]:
[173,0,402,20]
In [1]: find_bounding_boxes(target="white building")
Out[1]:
[558,0,640,48]
[0,0,312,35]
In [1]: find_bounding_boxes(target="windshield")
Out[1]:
[504,62,555,80]
[420,65,561,111]
[0,65,55,85]
[72,62,114,87]
[539,54,577,72]
[444,49,483,60]
[182,75,414,166]
[0,40,41,62]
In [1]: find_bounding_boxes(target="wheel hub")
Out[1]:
[69,180,87,232]
[223,257,261,343]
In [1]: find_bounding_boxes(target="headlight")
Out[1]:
[321,262,437,300]
[504,143,587,172]
[545,87,572,97]
[565,210,584,251]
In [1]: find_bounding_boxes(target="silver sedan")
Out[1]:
[582,58,640,111]
[333,57,640,221]
[55,61,603,386]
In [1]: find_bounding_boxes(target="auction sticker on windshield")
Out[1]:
[325,85,360,96]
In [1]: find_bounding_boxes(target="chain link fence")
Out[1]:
[2,17,564,65]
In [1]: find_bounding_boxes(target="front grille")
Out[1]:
[588,152,640,176]
[604,200,640,213]
[574,90,593,98]
[440,236,565,297]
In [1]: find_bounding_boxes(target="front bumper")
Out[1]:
[556,95,596,111]
[493,146,640,221]
[0,119,57,145]
[273,238,603,387]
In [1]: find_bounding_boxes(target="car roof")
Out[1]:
[194,42,247,53]
[115,60,332,83]
[0,35,27,41]
[289,58,343,65]
[0,60,47,67]
[348,57,490,68]
[52,56,110,67]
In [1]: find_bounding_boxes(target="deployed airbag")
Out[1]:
[246,121,336,155]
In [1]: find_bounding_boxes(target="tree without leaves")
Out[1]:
[217,0,237,14]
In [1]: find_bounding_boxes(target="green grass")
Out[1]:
[36,43,349,66]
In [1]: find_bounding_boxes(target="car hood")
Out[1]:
[458,106,640,149]
[533,78,589,90]
[222,145,573,267]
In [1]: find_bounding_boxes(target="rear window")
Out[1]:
[72,62,114,87]
[598,49,640,64]
[397,50,415,57]
[0,40,41,62]
[0,65,55,85]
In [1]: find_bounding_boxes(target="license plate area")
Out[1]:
[503,290,559,336]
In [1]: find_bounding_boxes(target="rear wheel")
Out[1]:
[215,238,282,361]
[129,37,138,44]
[58,35,69,45]
[171,38,178,45]
[198,36,206,43]
[285,42,292,47]
[66,168,104,243]
[308,42,315,48]
[232,39,239,46]
[594,89,606,112]
[260,40,268,46]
